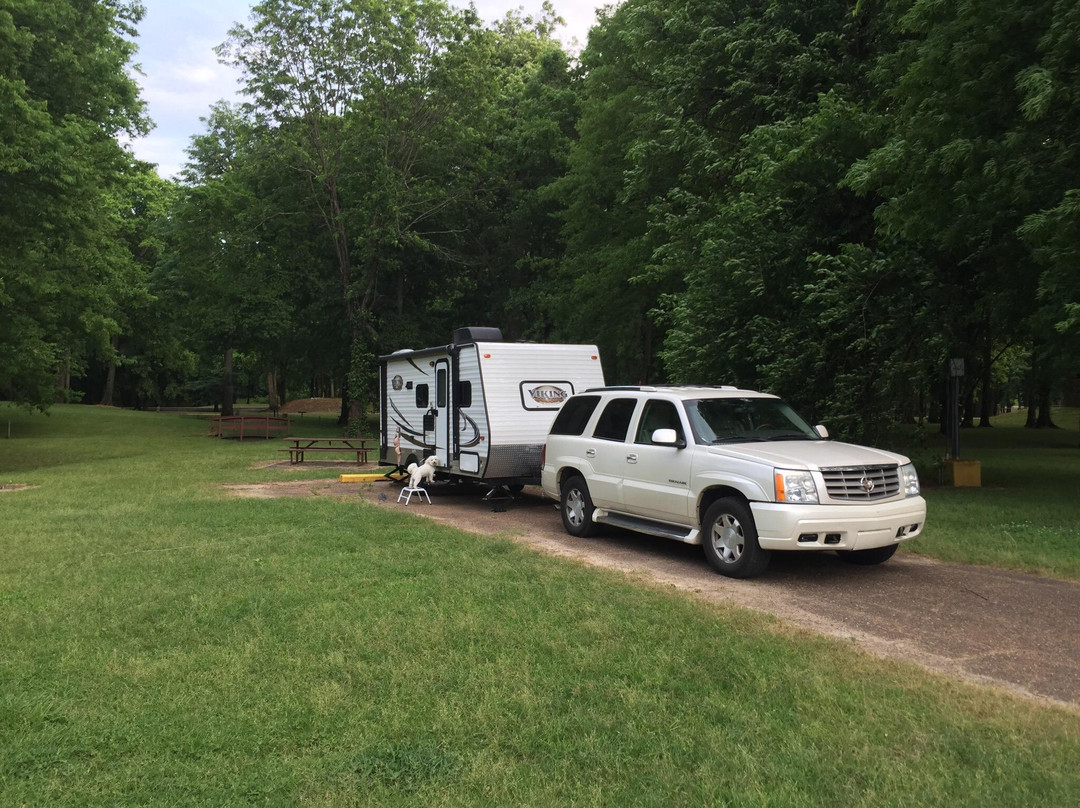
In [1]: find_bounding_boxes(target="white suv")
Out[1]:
[541,386,926,578]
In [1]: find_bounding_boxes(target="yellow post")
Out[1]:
[944,459,981,487]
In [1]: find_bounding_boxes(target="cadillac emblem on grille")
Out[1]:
[860,476,876,493]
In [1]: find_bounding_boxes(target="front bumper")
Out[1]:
[750,496,927,551]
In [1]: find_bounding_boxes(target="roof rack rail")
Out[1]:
[584,384,742,393]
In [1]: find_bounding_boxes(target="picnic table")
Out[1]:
[210,414,290,440]
[280,437,377,464]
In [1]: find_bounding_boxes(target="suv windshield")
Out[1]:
[684,397,819,444]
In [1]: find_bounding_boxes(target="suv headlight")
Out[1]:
[900,463,920,497]
[775,469,819,504]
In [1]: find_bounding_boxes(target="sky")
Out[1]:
[127,1,613,179]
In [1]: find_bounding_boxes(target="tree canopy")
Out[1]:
[3,0,1076,439]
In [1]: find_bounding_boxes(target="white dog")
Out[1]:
[406,456,440,489]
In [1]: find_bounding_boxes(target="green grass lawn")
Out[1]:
[907,407,1080,579]
[1,404,1078,805]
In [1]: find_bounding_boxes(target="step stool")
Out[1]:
[397,486,431,505]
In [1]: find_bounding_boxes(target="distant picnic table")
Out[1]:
[280,437,376,464]
[209,414,290,440]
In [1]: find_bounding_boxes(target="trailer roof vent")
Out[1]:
[453,327,503,345]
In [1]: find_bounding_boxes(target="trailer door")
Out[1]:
[434,358,451,466]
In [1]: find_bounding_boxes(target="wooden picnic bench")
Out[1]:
[210,414,290,440]
[279,437,376,464]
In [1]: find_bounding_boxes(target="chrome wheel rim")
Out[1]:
[565,488,585,527]
[711,513,744,563]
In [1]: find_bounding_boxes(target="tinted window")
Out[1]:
[436,368,447,407]
[415,383,429,408]
[458,380,472,408]
[549,395,600,436]
[635,400,684,444]
[685,397,817,444]
[592,398,637,441]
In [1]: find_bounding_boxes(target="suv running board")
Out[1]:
[593,510,702,545]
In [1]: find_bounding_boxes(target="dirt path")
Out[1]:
[231,474,1080,711]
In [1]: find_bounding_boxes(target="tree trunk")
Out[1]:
[338,377,349,426]
[56,351,71,401]
[934,378,947,434]
[267,371,279,414]
[222,347,235,417]
[101,334,119,407]
[961,384,975,428]
[1035,385,1058,429]
[978,340,993,427]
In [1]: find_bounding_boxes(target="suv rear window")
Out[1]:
[549,395,600,436]
[592,398,637,441]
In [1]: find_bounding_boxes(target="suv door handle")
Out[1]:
[585,448,596,458]
[626,453,638,464]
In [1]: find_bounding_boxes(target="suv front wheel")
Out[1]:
[560,475,597,537]
[701,498,771,578]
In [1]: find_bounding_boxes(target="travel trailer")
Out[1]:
[379,327,605,488]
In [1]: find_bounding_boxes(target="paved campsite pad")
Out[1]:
[231,475,1080,710]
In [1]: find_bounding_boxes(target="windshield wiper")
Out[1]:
[710,436,768,444]
[765,434,815,441]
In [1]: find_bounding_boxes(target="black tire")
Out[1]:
[507,483,525,495]
[837,544,898,565]
[560,475,597,537]
[701,497,771,578]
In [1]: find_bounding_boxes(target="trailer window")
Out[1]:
[593,398,637,442]
[458,381,472,408]
[415,384,429,408]
[550,395,600,436]
[437,368,448,407]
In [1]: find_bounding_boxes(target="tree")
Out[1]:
[219,0,490,431]
[547,0,678,384]
[160,103,298,415]
[849,0,1080,429]
[0,0,148,409]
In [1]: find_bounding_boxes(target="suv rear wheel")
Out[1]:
[560,475,597,537]
[701,498,771,578]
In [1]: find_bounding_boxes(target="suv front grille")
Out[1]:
[821,465,899,501]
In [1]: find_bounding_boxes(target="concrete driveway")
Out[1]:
[364,484,1080,711]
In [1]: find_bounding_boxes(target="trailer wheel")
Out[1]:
[560,475,596,537]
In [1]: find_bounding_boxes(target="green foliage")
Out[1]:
[213,0,556,422]
[847,0,1080,426]
[0,0,149,410]
[6,0,1078,436]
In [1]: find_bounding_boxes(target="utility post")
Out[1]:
[945,357,981,486]
[948,358,964,460]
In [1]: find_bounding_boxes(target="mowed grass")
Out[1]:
[1,405,1078,806]
[912,407,1080,579]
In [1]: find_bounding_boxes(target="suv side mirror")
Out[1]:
[814,424,829,439]
[651,428,686,448]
